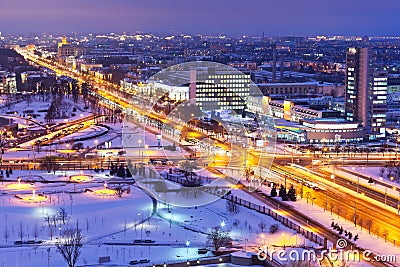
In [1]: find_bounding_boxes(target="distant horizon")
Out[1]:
[2,31,400,39]
[0,0,399,36]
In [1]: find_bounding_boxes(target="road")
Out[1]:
[272,164,400,248]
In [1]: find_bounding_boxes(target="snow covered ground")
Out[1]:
[0,96,92,126]
[226,168,400,267]
[0,168,323,267]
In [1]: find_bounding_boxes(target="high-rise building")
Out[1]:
[345,47,387,140]
[371,71,387,139]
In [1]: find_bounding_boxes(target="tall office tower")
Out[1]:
[345,47,387,140]
[371,71,387,139]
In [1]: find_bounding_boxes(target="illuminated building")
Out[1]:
[189,68,251,113]
[57,36,86,67]
[345,47,387,140]
[0,72,17,94]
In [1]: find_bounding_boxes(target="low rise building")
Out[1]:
[0,72,17,94]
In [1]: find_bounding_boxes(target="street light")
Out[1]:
[352,167,360,194]
[260,233,266,247]
[136,212,145,240]
[186,240,190,254]
[138,139,142,162]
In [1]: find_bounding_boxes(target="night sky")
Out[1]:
[1,0,399,36]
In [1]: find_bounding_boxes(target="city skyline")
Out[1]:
[1,0,400,36]
[0,4,399,265]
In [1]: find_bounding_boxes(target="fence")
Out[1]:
[222,194,326,246]
[148,255,230,267]
[160,173,327,248]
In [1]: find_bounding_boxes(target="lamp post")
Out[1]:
[138,139,142,162]
[155,134,162,149]
[260,233,266,247]
[325,189,328,212]
[186,240,190,254]
[65,143,70,159]
[352,167,360,194]
[144,144,148,162]
[354,201,357,227]
[385,187,388,206]
[138,213,143,240]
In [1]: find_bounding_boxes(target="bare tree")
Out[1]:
[226,200,239,215]
[375,226,380,237]
[336,207,342,219]
[269,224,279,234]
[48,226,53,241]
[379,167,385,178]
[85,218,89,233]
[258,221,267,233]
[58,208,68,225]
[352,212,359,227]
[180,160,200,186]
[382,229,389,242]
[44,215,51,227]
[114,186,124,198]
[56,229,83,267]
[18,222,24,242]
[207,227,232,252]
[3,225,10,242]
[52,214,58,227]
[365,219,373,234]
[305,192,312,204]
[329,203,335,215]
[33,224,39,241]
[358,218,363,230]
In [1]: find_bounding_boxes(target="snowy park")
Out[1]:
[0,167,323,267]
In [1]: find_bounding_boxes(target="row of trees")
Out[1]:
[270,184,297,201]
[109,163,132,178]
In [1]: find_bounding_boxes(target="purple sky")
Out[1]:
[1,0,399,36]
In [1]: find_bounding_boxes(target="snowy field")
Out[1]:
[0,168,324,267]
[0,96,92,126]
[228,168,400,267]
